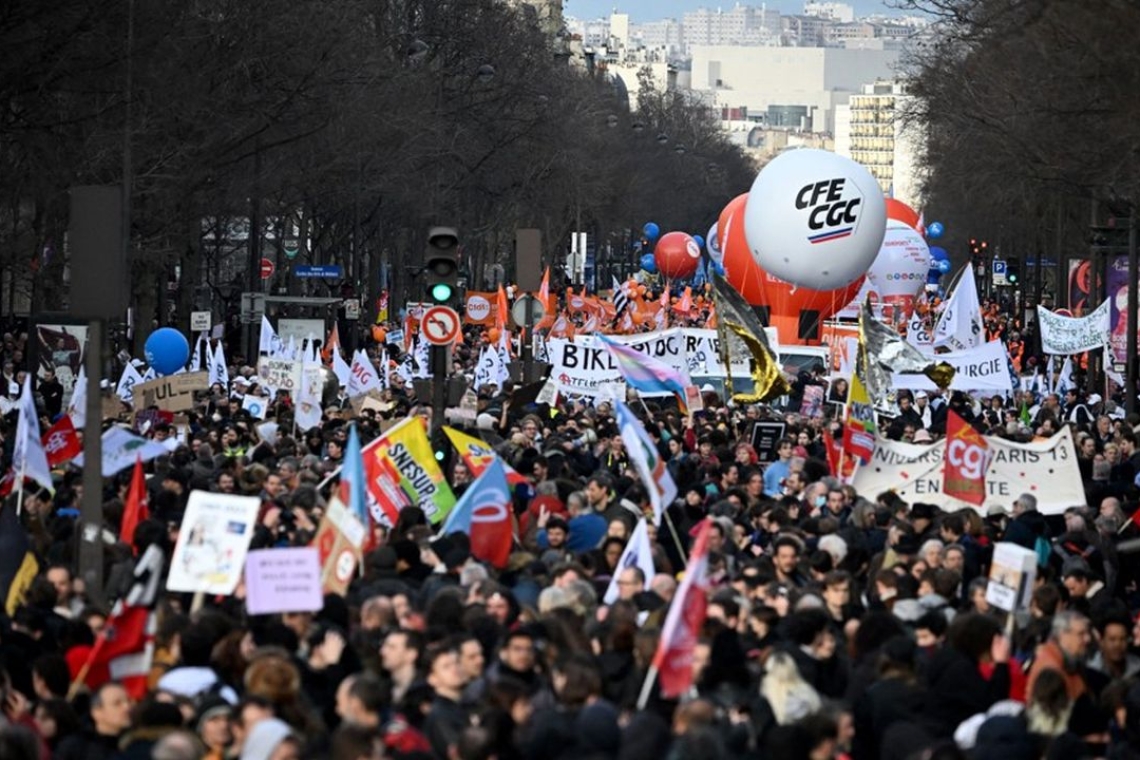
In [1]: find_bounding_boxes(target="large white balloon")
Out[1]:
[743,149,886,291]
[837,221,931,322]
[706,222,723,267]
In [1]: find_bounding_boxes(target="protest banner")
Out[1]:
[241,395,268,420]
[167,491,260,594]
[985,542,1037,612]
[891,339,1013,393]
[132,371,209,412]
[314,500,366,596]
[244,547,323,615]
[851,428,1084,515]
[1037,300,1110,355]
[362,417,456,524]
[257,357,302,393]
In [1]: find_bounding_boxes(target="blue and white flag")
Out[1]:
[615,400,676,524]
[602,518,655,604]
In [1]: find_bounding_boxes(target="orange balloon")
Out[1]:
[487,328,500,344]
[885,198,921,232]
[371,326,386,343]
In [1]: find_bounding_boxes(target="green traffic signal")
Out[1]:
[430,282,454,303]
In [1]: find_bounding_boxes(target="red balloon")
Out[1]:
[722,194,864,345]
[653,231,702,280]
[885,198,922,232]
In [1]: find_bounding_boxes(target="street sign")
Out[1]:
[293,264,343,279]
[260,258,275,279]
[190,311,212,332]
[420,306,462,345]
[510,294,545,327]
[343,299,360,320]
[283,239,300,259]
[992,259,1007,285]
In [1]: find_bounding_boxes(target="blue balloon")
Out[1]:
[927,270,943,285]
[692,235,705,251]
[938,259,952,274]
[640,253,658,273]
[145,327,190,375]
[929,246,949,262]
[643,222,661,242]
[927,221,945,240]
[713,261,725,277]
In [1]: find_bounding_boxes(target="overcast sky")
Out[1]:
[563,0,900,22]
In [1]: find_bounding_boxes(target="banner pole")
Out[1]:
[636,665,659,711]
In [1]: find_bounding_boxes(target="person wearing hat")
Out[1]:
[195,696,233,760]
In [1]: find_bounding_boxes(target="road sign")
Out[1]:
[260,258,275,279]
[992,259,1007,286]
[343,299,360,320]
[294,264,343,279]
[510,294,545,327]
[283,239,300,259]
[190,311,212,332]
[420,306,461,345]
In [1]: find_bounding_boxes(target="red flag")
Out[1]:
[823,428,842,476]
[75,545,163,699]
[119,457,150,549]
[943,409,989,506]
[41,415,82,467]
[652,518,713,698]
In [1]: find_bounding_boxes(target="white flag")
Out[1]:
[209,341,230,389]
[602,518,656,605]
[396,352,414,385]
[189,332,207,373]
[933,268,983,351]
[347,349,382,397]
[116,363,144,403]
[68,366,87,430]
[475,347,494,391]
[13,375,53,493]
[284,334,297,361]
[259,316,285,356]
[413,338,431,379]
[1054,356,1074,395]
[295,363,325,431]
[332,347,352,388]
[140,367,156,383]
[376,349,389,391]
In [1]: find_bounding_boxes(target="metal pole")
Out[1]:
[1127,211,1137,416]
[79,318,105,607]
[522,297,534,383]
[431,344,447,433]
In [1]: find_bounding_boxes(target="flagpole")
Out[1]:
[662,511,688,564]
[15,459,26,516]
[636,664,659,710]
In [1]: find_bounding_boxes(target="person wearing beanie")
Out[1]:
[239,717,300,760]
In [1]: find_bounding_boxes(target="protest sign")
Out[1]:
[167,491,260,594]
[314,500,366,596]
[241,395,268,419]
[985,542,1037,612]
[132,371,208,412]
[257,357,301,394]
[1037,300,1110,355]
[244,547,323,615]
[891,339,1012,393]
[851,428,1084,515]
[751,422,787,463]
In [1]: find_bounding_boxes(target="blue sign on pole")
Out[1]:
[991,260,1007,276]
[294,265,343,279]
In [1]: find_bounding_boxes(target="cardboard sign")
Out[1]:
[244,547,323,615]
[133,372,209,412]
[167,491,260,594]
[191,311,212,332]
[257,357,301,393]
[313,500,365,596]
[752,422,787,464]
[985,542,1037,612]
[242,394,269,420]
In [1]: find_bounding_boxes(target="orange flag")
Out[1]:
[322,322,341,364]
[674,286,693,315]
[120,457,149,551]
[539,267,551,308]
[495,285,509,331]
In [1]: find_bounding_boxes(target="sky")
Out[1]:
[563,0,901,22]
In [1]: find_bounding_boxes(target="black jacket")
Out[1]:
[921,647,1010,738]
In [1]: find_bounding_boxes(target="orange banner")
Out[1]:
[464,291,498,325]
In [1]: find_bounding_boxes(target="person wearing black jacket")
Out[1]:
[921,613,1012,738]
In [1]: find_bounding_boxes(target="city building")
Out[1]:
[833,80,925,209]
[688,46,900,133]
[803,1,856,23]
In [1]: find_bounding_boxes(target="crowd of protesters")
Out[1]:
[2,304,1140,760]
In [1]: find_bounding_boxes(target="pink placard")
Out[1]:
[244,547,324,615]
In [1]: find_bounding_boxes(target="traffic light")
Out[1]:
[1007,262,1019,285]
[425,226,459,304]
